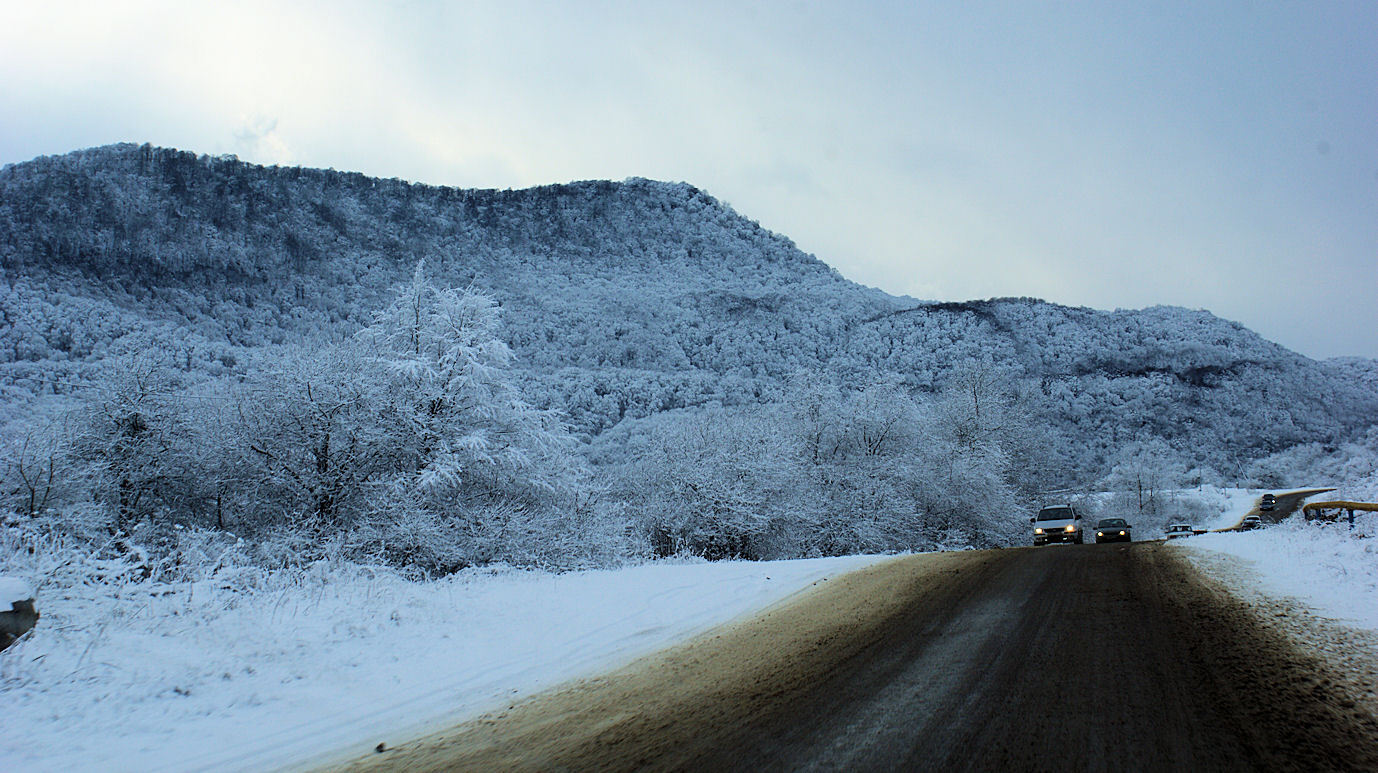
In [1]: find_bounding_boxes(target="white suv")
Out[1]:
[1031,505,1083,545]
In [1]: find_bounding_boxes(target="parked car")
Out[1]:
[1240,515,1264,530]
[1031,505,1083,545]
[1165,523,1195,539]
[1260,493,1276,512]
[1094,518,1132,543]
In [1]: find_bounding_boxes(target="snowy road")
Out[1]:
[335,543,1378,771]
[1219,487,1336,529]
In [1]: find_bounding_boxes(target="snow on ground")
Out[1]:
[1196,487,1265,530]
[0,552,890,772]
[0,574,34,604]
[1174,514,1378,633]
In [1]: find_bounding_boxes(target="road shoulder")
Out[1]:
[328,549,1011,772]
[1172,543,1378,727]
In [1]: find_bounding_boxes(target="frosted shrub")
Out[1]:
[0,516,267,600]
[1,516,141,595]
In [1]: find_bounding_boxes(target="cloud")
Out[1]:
[232,116,292,165]
[0,1,1374,358]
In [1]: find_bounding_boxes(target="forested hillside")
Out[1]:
[2,144,1375,566]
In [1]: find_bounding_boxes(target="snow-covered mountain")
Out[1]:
[4,144,1372,479]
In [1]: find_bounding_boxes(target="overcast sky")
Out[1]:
[2,1,1374,359]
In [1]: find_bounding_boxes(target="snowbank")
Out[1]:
[1175,515,1378,632]
[0,574,34,603]
[0,553,887,772]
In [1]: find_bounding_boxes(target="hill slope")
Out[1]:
[2,144,1374,478]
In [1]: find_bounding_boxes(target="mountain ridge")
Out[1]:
[2,143,1374,479]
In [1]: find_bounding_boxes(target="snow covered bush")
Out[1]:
[1245,426,1378,501]
[2,266,625,575]
[608,375,1035,559]
[623,406,802,560]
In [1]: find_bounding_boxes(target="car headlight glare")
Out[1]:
[1096,531,1104,537]
[1119,530,1126,535]
[1034,528,1043,534]
[1064,525,1075,532]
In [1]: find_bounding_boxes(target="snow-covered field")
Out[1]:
[1175,514,1378,633]
[0,553,889,772]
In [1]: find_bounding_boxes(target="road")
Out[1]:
[1223,487,1336,530]
[336,543,1378,772]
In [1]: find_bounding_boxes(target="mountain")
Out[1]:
[2,143,1375,480]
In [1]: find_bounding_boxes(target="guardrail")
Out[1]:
[1301,500,1377,529]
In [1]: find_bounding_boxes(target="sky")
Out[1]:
[1,0,1374,359]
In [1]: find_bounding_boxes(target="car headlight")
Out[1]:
[1034,528,1043,534]
[1064,525,1075,532]
[1119,530,1126,536]
[1096,531,1104,537]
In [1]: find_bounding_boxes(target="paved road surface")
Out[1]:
[337,543,1377,772]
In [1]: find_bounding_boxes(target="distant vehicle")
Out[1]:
[1165,523,1195,539]
[1240,515,1263,530]
[1094,518,1132,543]
[1260,493,1276,512]
[1031,505,1083,545]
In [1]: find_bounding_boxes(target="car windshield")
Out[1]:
[1096,519,1126,528]
[1036,507,1073,521]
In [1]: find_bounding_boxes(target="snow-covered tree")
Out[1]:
[1,420,70,518]
[234,344,389,532]
[65,353,195,533]
[354,263,602,569]
[1106,437,1181,523]
[361,263,577,504]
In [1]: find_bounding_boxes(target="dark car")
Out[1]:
[1260,493,1276,512]
[1094,518,1132,543]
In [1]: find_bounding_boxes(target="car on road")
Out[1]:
[1260,493,1276,511]
[1165,523,1195,539]
[1031,505,1083,545]
[1240,515,1263,530]
[1094,518,1132,543]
